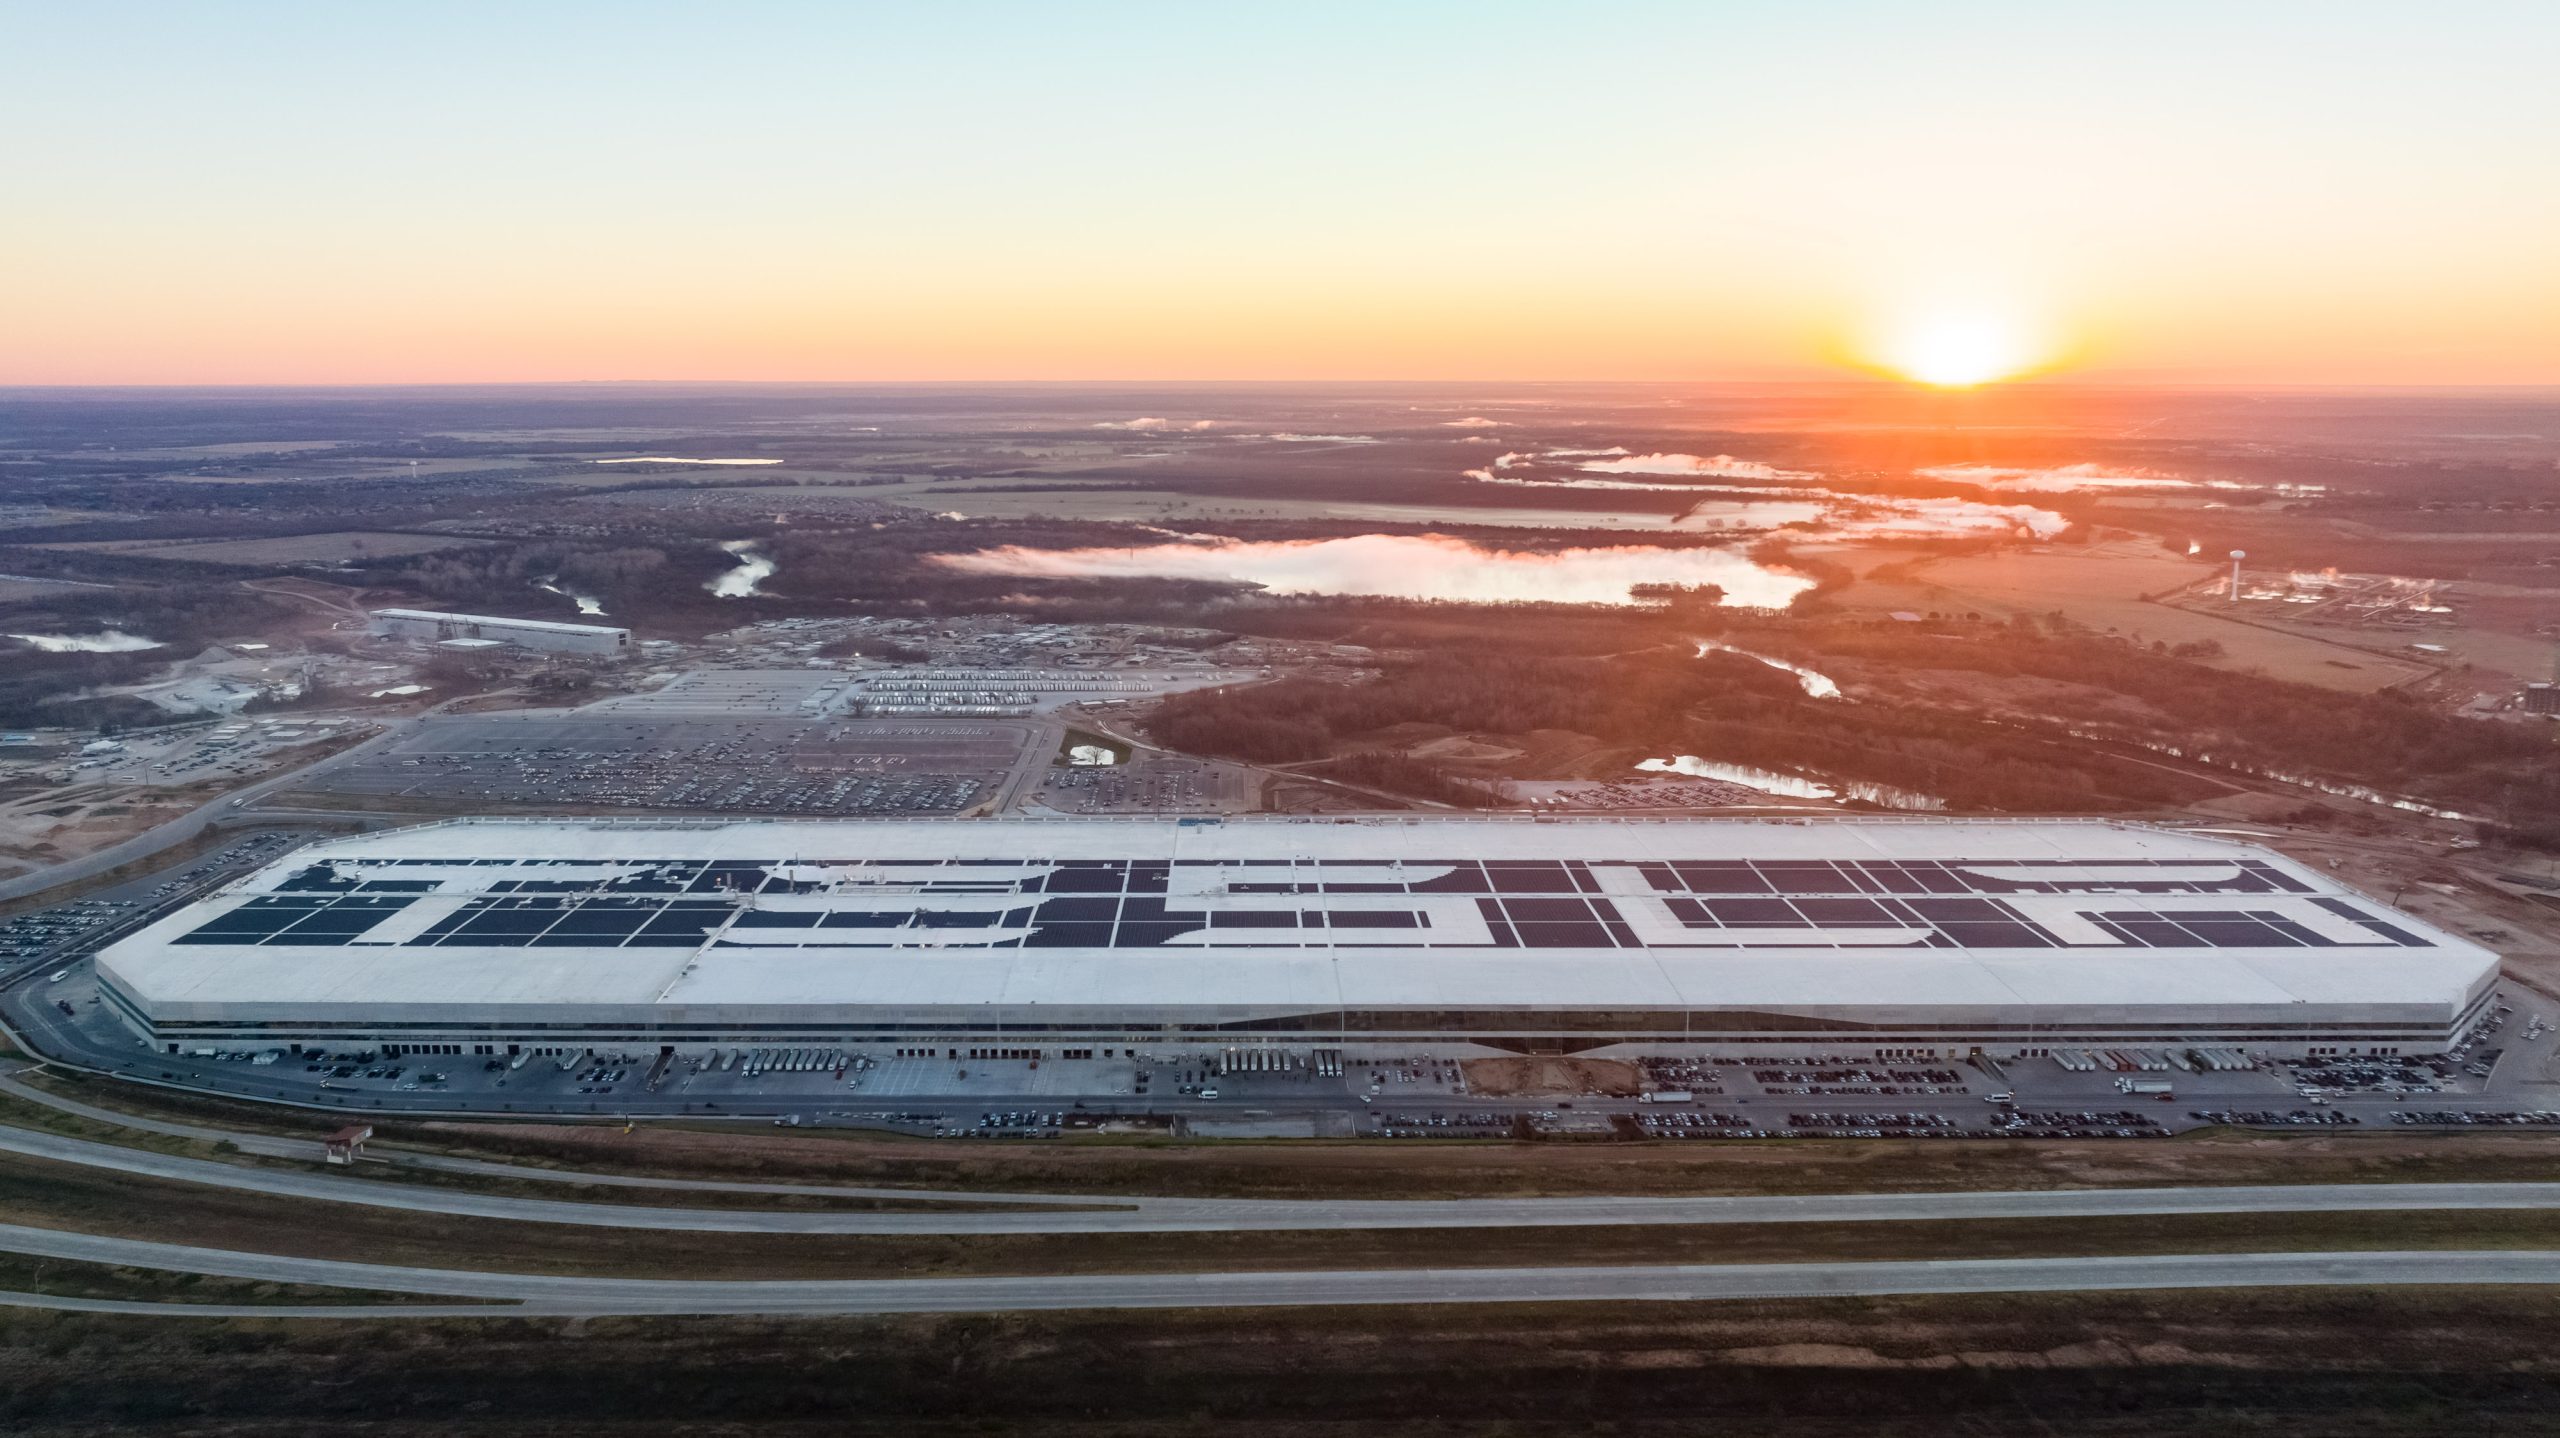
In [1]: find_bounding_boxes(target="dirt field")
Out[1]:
[1821,540,2436,691]
[0,797,195,873]
[34,532,491,564]
[1460,1056,1643,1096]
[374,1114,2560,1201]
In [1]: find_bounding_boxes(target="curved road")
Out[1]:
[2,1223,2557,1317]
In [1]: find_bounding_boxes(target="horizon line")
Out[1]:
[5,376,2559,395]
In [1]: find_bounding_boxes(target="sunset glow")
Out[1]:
[2,5,2555,385]
[1874,312,2043,389]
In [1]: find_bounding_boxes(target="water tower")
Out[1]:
[2227,550,2247,602]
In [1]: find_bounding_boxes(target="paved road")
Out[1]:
[20,1110,2560,1236]
[4,1222,2559,1317]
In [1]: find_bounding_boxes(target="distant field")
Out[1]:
[851,477,1698,531]
[0,576,105,602]
[1822,540,2437,692]
[35,531,493,564]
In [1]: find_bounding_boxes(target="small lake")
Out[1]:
[1637,755,1943,810]
[9,629,162,653]
[595,457,783,466]
[935,533,1815,609]
[708,540,777,598]
[1695,640,1841,699]
[1637,755,1835,799]
[535,577,608,616]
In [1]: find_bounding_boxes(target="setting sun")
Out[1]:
[1875,312,2042,388]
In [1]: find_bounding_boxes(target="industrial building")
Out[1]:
[369,608,631,658]
[94,817,2499,1061]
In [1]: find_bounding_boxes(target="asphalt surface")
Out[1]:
[5,1222,2560,1317]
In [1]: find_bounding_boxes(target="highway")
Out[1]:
[19,1099,2560,1235]
[4,1222,2559,1317]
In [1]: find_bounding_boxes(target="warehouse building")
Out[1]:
[94,817,2499,1060]
[368,608,631,657]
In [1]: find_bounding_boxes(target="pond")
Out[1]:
[1636,755,1943,810]
[935,533,1815,609]
[1695,640,1840,699]
[708,541,776,598]
[8,629,162,653]
[535,577,608,616]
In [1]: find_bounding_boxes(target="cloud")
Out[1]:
[1438,417,1503,428]
[1261,432,1379,444]
[1093,417,1220,431]
[1578,452,1810,481]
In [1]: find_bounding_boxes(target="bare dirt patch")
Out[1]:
[1460,1056,1642,1097]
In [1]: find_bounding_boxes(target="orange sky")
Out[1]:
[5,5,2555,386]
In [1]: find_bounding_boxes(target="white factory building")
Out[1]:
[94,817,2499,1060]
[369,608,631,658]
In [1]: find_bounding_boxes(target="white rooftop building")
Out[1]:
[95,817,2498,1059]
[370,609,630,658]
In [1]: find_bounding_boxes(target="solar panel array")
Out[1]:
[167,854,2432,954]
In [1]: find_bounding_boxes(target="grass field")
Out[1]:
[0,1250,437,1308]
[6,1291,2560,1434]
[1822,539,2437,691]
[34,532,492,564]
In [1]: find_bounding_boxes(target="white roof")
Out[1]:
[370,609,629,639]
[100,817,2498,1024]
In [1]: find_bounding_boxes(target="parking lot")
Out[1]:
[1,831,300,974]
[1038,753,1254,815]
[12,933,2556,1140]
[580,669,853,717]
[290,715,1036,817]
[18,1001,2560,1139]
